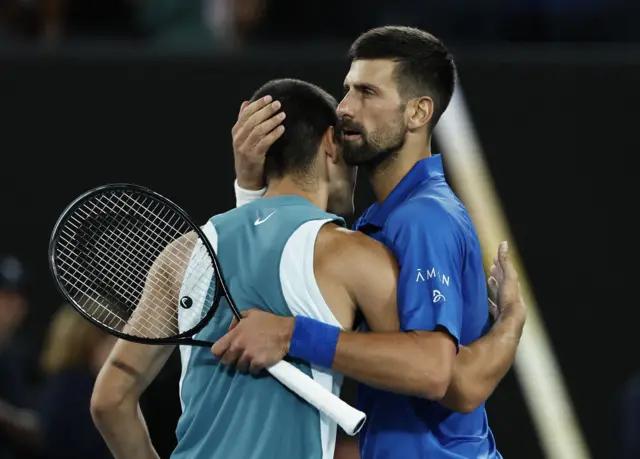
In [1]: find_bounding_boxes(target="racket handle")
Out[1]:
[266,360,366,436]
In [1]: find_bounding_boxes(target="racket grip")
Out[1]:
[266,360,366,436]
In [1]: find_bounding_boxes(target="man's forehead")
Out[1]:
[344,59,397,86]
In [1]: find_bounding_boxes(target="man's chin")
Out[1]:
[344,147,370,165]
[345,153,379,167]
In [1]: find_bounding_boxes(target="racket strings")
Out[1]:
[53,189,216,339]
[104,193,210,285]
[59,211,175,319]
[74,200,183,298]
[58,223,154,308]
[60,192,210,336]
[102,193,218,318]
[95,191,213,310]
[86,191,212,299]
[54,253,172,339]
[55,233,179,339]
[103,193,217,307]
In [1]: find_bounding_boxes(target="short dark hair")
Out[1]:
[250,79,338,183]
[348,26,456,128]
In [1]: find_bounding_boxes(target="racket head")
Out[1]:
[48,183,233,345]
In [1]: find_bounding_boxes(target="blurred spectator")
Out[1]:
[2,0,639,45]
[36,303,115,459]
[139,0,267,49]
[206,0,266,49]
[0,300,115,459]
[0,0,34,41]
[0,254,33,459]
[0,0,16,39]
[0,255,28,402]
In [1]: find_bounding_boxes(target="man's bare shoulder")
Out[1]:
[314,223,397,273]
[314,224,399,332]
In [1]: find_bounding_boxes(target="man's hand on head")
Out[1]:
[232,96,287,190]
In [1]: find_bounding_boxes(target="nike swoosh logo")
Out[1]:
[254,211,276,226]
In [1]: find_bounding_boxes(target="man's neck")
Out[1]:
[368,140,432,204]
[263,176,328,210]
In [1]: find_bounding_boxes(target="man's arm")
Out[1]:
[313,225,400,334]
[320,237,524,408]
[442,315,523,412]
[213,214,524,408]
[91,341,174,459]
[90,247,179,459]
[441,243,526,412]
[345,204,525,409]
[279,201,463,400]
[317,227,454,399]
[213,226,455,400]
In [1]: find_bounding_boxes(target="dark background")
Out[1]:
[0,43,637,459]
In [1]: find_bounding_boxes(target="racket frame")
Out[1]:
[49,183,242,348]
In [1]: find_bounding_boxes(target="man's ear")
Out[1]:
[407,96,434,130]
[323,126,340,164]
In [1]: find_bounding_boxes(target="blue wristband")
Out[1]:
[289,316,340,369]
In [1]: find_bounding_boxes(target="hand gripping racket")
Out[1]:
[48,183,366,436]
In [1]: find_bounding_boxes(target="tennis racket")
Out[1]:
[48,183,366,436]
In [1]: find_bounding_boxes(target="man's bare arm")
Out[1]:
[213,238,524,407]
[309,228,455,400]
[331,240,524,407]
[314,225,400,333]
[442,315,523,412]
[91,341,174,459]
[441,243,526,412]
[91,246,182,459]
[212,226,452,398]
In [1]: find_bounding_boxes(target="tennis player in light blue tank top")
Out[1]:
[172,197,344,459]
